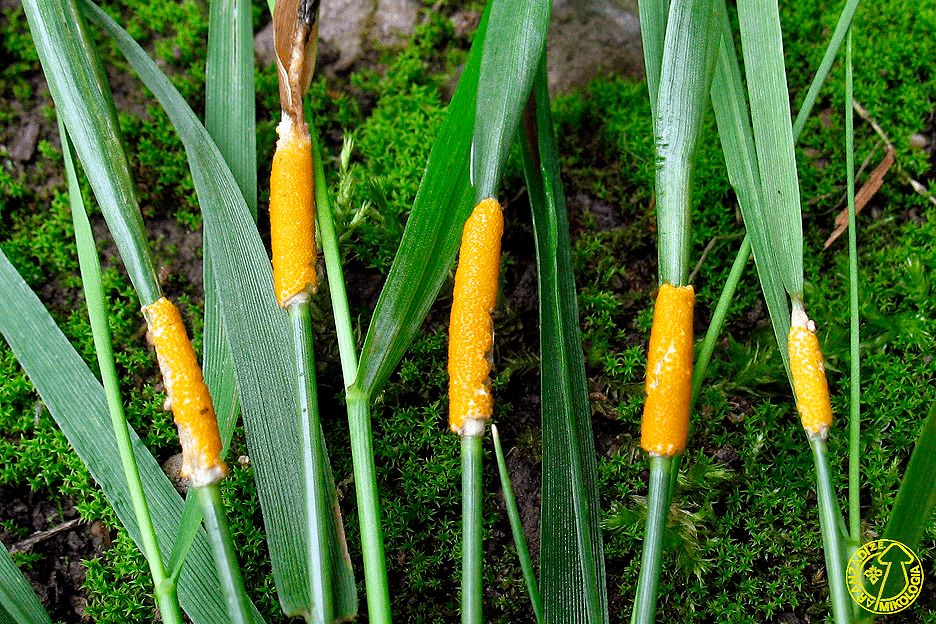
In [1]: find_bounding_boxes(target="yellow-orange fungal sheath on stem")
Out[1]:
[143,297,228,487]
[788,308,833,437]
[448,198,504,436]
[270,117,318,307]
[641,283,695,456]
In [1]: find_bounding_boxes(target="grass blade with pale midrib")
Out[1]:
[21,0,160,305]
[471,0,550,201]
[520,60,608,624]
[0,543,50,624]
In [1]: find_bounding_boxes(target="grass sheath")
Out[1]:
[142,297,228,487]
[448,198,504,436]
[630,456,673,624]
[641,284,695,457]
[788,304,833,438]
[196,484,254,624]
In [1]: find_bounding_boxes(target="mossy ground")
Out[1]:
[1,0,935,622]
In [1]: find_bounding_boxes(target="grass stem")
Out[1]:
[61,117,183,624]
[288,301,333,624]
[631,455,672,624]
[691,234,751,409]
[195,484,253,624]
[461,433,484,624]
[310,130,391,624]
[844,28,862,547]
[809,436,851,624]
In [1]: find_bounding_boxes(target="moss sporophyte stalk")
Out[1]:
[143,297,228,487]
[788,305,833,437]
[449,198,504,437]
[641,283,694,456]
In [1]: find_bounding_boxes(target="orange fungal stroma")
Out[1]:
[144,297,228,487]
[788,312,833,436]
[270,118,318,307]
[641,283,695,456]
[448,198,504,436]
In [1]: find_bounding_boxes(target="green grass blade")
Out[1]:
[20,0,160,305]
[653,0,720,286]
[491,425,542,623]
[736,0,804,299]
[844,28,861,545]
[0,249,266,624]
[710,0,791,379]
[205,0,256,216]
[471,0,550,200]
[77,1,331,614]
[691,234,751,408]
[289,302,335,624]
[460,434,484,624]
[809,437,851,624]
[187,0,256,588]
[0,544,50,624]
[791,0,862,140]
[884,404,936,550]
[520,62,607,624]
[637,0,671,117]
[355,5,491,398]
[630,457,672,624]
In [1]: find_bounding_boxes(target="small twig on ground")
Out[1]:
[688,232,744,285]
[824,146,895,249]
[10,518,83,554]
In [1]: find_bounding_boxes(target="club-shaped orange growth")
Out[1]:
[270,119,317,307]
[143,297,228,487]
[448,198,504,436]
[788,308,833,436]
[641,283,695,456]
[269,0,320,307]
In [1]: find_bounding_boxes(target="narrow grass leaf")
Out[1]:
[491,425,542,623]
[791,0,862,140]
[0,544,50,624]
[205,0,257,217]
[20,0,160,305]
[78,1,348,615]
[709,1,791,378]
[736,0,804,298]
[355,5,491,398]
[471,0,550,200]
[520,62,608,624]
[0,250,265,624]
[653,0,720,286]
[884,404,936,550]
[637,0,671,117]
[178,0,258,581]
